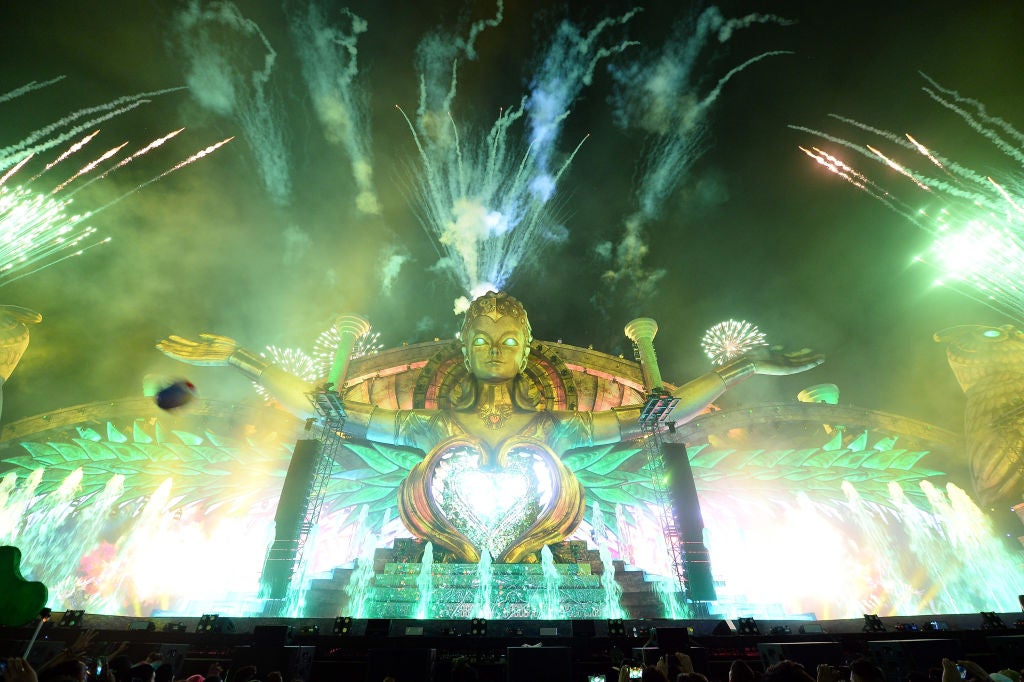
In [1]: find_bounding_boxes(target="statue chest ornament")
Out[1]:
[397,435,585,563]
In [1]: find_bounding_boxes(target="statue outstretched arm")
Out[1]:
[156,332,401,441]
[589,346,824,444]
[0,305,42,382]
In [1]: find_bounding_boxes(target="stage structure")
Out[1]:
[0,312,1022,621]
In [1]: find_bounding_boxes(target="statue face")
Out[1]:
[464,314,529,383]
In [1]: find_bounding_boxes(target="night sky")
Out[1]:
[3,0,1022,434]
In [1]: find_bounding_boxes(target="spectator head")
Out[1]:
[850,658,885,682]
[731,660,757,682]
[128,663,156,682]
[764,660,816,682]
[38,659,88,682]
[108,655,134,682]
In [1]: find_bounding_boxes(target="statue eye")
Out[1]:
[473,337,487,346]
[503,337,518,347]
[983,329,1002,338]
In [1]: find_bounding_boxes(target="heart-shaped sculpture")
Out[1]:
[398,435,585,563]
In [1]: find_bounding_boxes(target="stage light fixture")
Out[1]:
[58,610,85,628]
[769,625,790,635]
[470,618,487,636]
[333,616,352,635]
[607,619,625,637]
[196,614,234,634]
[736,617,759,635]
[799,624,824,634]
[981,612,1007,629]
[128,620,155,631]
[298,624,319,635]
[894,622,920,633]
[862,614,886,632]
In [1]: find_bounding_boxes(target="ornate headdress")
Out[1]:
[460,291,533,342]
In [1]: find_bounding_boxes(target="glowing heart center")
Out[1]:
[429,446,554,559]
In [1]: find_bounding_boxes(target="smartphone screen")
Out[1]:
[629,667,644,680]
[957,666,967,680]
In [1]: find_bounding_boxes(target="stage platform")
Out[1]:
[2,612,1023,682]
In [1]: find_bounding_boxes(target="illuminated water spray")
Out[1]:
[404,3,636,311]
[794,74,1024,321]
[701,319,768,366]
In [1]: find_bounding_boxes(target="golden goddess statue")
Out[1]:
[158,292,822,562]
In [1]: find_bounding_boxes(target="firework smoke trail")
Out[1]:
[526,9,641,187]
[794,74,1024,321]
[291,4,379,215]
[601,7,793,302]
[415,2,504,127]
[408,3,632,310]
[0,76,66,104]
[175,1,291,206]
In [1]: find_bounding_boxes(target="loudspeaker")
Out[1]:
[759,642,843,668]
[868,639,962,680]
[652,627,690,654]
[157,644,189,678]
[253,625,293,647]
[507,646,571,682]
[367,649,435,682]
[986,635,1024,669]
[572,620,596,638]
[365,619,391,637]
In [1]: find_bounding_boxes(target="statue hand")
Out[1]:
[156,333,238,366]
[747,345,824,376]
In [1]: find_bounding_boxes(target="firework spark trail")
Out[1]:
[790,123,994,211]
[526,9,640,186]
[601,8,793,301]
[797,75,1024,321]
[0,88,185,171]
[43,131,101,173]
[176,1,291,206]
[51,142,129,194]
[93,128,187,181]
[291,4,379,215]
[93,137,235,215]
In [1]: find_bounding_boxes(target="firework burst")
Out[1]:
[701,319,767,366]
[313,326,382,378]
[793,74,1024,321]
[252,346,319,402]
[0,78,230,286]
